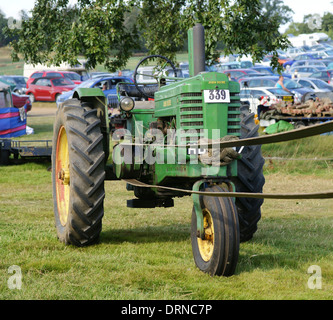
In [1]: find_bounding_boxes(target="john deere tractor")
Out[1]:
[52,24,265,276]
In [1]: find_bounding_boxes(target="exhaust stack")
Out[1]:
[188,23,206,77]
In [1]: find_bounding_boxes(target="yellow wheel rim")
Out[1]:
[55,125,70,226]
[197,208,215,262]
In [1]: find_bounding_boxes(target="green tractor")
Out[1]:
[52,24,265,276]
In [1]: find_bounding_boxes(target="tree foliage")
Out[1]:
[4,0,290,71]
[0,10,18,47]
[285,12,333,39]
[260,0,294,26]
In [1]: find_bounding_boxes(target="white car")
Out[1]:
[240,87,295,114]
[295,78,333,92]
[314,49,333,58]
[289,66,326,78]
[285,47,305,58]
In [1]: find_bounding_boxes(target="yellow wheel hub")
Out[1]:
[55,126,70,226]
[197,208,215,262]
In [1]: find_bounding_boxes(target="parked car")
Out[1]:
[309,69,333,84]
[283,79,315,101]
[295,78,333,92]
[239,76,313,101]
[283,53,320,68]
[250,66,291,78]
[285,47,305,58]
[265,54,290,66]
[56,76,134,106]
[217,62,241,71]
[12,92,32,112]
[238,76,279,88]
[240,87,295,114]
[320,58,333,67]
[222,69,263,80]
[315,49,333,58]
[26,77,77,102]
[289,66,325,78]
[0,75,28,95]
[290,60,326,69]
[26,70,82,88]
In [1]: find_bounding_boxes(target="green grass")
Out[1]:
[1,105,333,300]
[261,135,333,175]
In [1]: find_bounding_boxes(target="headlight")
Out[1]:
[119,97,135,112]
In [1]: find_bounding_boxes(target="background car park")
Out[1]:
[26,77,77,102]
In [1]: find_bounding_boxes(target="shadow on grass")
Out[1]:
[101,224,190,244]
[236,222,333,274]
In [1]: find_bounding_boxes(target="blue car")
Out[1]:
[56,76,133,107]
[251,66,291,78]
[283,53,320,68]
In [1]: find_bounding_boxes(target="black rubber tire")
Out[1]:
[191,185,240,277]
[232,104,265,242]
[52,99,105,246]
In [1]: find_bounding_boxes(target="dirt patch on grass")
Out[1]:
[28,102,57,117]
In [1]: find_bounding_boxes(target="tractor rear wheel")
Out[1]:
[191,185,239,276]
[232,104,265,242]
[52,99,105,246]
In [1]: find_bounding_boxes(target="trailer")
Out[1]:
[0,139,52,165]
[258,93,333,131]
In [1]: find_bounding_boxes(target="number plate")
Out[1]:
[204,89,230,103]
[282,95,294,103]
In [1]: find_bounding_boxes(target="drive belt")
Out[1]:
[122,121,333,200]
[124,179,333,200]
[121,120,333,148]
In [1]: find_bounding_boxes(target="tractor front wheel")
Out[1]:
[52,99,105,246]
[191,185,240,276]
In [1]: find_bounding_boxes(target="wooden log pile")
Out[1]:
[262,97,333,118]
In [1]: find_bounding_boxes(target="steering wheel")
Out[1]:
[133,55,178,99]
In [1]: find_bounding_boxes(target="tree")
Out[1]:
[0,10,18,47]
[4,0,290,71]
[284,12,333,37]
[260,0,294,26]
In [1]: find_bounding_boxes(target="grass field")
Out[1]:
[0,103,333,300]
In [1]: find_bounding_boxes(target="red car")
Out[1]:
[12,92,32,112]
[26,70,82,88]
[26,77,77,102]
[222,69,262,80]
